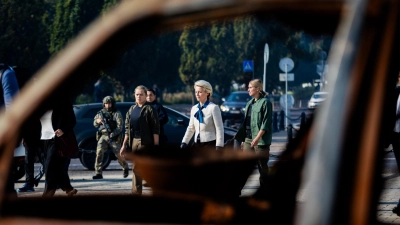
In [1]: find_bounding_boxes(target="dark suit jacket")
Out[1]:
[383,86,400,147]
[51,98,76,132]
[36,94,76,134]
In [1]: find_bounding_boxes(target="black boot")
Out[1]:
[123,169,129,178]
[393,198,400,216]
[92,174,103,179]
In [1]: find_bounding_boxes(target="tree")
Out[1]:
[232,16,264,85]
[207,20,236,98]
[179,23,211,104]
[0,0,52,72]
[49,0,105,55]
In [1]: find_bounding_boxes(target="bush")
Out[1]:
[75,94,93,104]
[163,92,192,104]
[292,87,315,100]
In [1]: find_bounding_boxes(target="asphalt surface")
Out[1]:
[12,106,400,224]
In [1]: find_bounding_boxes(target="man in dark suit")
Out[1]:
[390,72,400,215]
[390,72,400,173]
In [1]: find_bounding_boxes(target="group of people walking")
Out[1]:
[16,78,274,197]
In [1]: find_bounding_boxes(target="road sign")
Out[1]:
[316,63,328,76]
[279,94,295,109]
[243,60,254,72]
[264,44,269,63]
[279,73,294,81]
[279,57,294,72]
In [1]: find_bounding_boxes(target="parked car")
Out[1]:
[72,102,238,170]
[307,91,328,109]
[220,91,251,126]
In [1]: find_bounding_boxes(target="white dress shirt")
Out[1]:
[40,110,55,140]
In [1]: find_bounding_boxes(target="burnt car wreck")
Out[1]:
[0,0,399,224]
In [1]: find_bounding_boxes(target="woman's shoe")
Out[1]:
[67,189,78,196]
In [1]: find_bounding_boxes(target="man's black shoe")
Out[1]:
[33,179,40,187]
[393,206,400,216]
[123,169,129,178]
[92,174,103,179]
[34,167,44,187]
[17,183,35,192]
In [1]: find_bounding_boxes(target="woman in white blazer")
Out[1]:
[180,80,224,150]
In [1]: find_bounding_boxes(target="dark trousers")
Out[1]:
[23,138,43,186]
[6,162,17,199]
[192,140,216,149]
[21,119,42,186]
[42,139,73,197]
[392,132,400,173]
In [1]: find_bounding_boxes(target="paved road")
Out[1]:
[13,106,400,224]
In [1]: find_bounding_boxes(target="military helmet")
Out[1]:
[103,96,116,106]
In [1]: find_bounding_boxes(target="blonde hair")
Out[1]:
[134,85,148,95]
[249,79,266,97]
[194,80,213,99]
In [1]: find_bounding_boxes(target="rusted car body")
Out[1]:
[0,0,399,224]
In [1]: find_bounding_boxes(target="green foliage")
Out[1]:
[163,92,192,104]
[75,93,93,104]
[179,23,209,87]
[0,0,51,71]
[105,31,182,101]
[178,14,333,99]
[102,0,119,14]
[0,1,333,103]
[49,0,105,55]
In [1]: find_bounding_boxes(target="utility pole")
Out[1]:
[263,43,269,92]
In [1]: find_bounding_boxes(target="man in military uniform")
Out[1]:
[93,96,129,179]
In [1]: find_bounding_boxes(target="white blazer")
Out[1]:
[181,102,224,147]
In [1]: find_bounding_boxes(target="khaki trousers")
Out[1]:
[243,138,270,190]
[130,138,148,194]
[95,135,129,175]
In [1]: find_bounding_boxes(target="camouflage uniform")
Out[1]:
[93,96,129,177]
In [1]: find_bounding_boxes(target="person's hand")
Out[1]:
[251,137,259,147]
[120,145,126,157]
[96,118,103,124]
[21,139,25,147]
[240,142,244,149]
[55,129,64,137]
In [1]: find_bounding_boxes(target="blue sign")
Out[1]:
[243,60,254,72]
